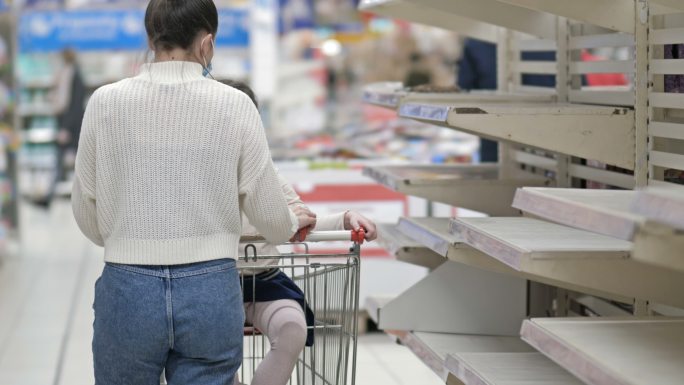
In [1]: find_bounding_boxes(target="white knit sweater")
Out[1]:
[72,61,298,265]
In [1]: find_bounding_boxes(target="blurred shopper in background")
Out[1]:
[457,39,498,163]
[404,52,432,87]
[37,48,86,207]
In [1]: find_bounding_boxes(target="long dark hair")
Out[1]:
[145,0,219,51]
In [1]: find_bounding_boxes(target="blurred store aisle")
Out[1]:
[0,201,442,385]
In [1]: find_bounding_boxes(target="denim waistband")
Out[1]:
[106,258,236,279]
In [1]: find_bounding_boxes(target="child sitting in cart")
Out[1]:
[228,80,377,385]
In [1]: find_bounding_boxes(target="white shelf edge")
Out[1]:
[496,0,635,34]
[397,217,529,277]
[446,352,584,385]
[512,187,642,240]
[376,223,445,270]
[400,331,535,382]
[449,217,684,308]
[396,102,636,170]
[520,317,684,385]
[363,164,552,216]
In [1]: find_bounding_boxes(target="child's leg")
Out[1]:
[249,300,307,385]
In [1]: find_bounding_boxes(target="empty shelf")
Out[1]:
[402,90,556,105]
[632,188,684,231]
[358,0,497,43]
[496,0,635,34]
[359,0,557,40]
[400,331,534,381]
[397,217,513,274]
[398,102,635,170]
[446,352,583,385]
[362,83,555,110]
[451,217,632,269]
[364,164,551,216]
[512,187,642,240]
[363,260,527,335]
[450,217,684,308]
[376,223,444,269]
[521,317,684,385]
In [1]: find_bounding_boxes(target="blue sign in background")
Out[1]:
[217,8,250,48]
[19,8,249,53]
[19,10,147,52]
[279,0,315,33]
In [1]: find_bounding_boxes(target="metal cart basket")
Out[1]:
[238,230,363,385]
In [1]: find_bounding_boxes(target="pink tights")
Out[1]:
[237,300,307,385]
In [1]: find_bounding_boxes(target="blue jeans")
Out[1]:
[93,259,244,385]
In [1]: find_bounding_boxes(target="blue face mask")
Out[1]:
[203,62,213,78]
[201,36,215,78]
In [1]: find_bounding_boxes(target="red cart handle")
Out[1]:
[292,229,365,244]
[351,228,365,245]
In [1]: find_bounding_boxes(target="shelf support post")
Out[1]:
[648,5,665,184]
[634,0,650,187]
[633,299,652,316]
[497,28,517,179]
[555,17,572,188]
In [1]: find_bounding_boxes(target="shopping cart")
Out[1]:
[238,230,363,385]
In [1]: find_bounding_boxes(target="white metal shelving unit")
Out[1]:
[398,102,635,169]
[397,331,535,382]
[376,223,445,269]
[363,164,551,216]
[359,0,684,383]
[512,187,642,240]
[649,12,684,190]
[362,83,556,110]
[450,217,684,308]
[521,317,684,385]
[363,260,527,335]
[395,217,516,275]
[445,352,584,385]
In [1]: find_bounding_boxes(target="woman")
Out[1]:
[71,1,315,384]
[226,81,377,385]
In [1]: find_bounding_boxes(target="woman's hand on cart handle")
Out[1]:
[344,211,377,241]
[292,206,316,242]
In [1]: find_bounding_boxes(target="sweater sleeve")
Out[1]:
[71,90,104,247]
[276,170,346,231]
[238,99,298,244]
[277,171,305,207]
[315,212,346,231]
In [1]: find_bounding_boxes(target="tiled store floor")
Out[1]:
[0,201,442,385]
